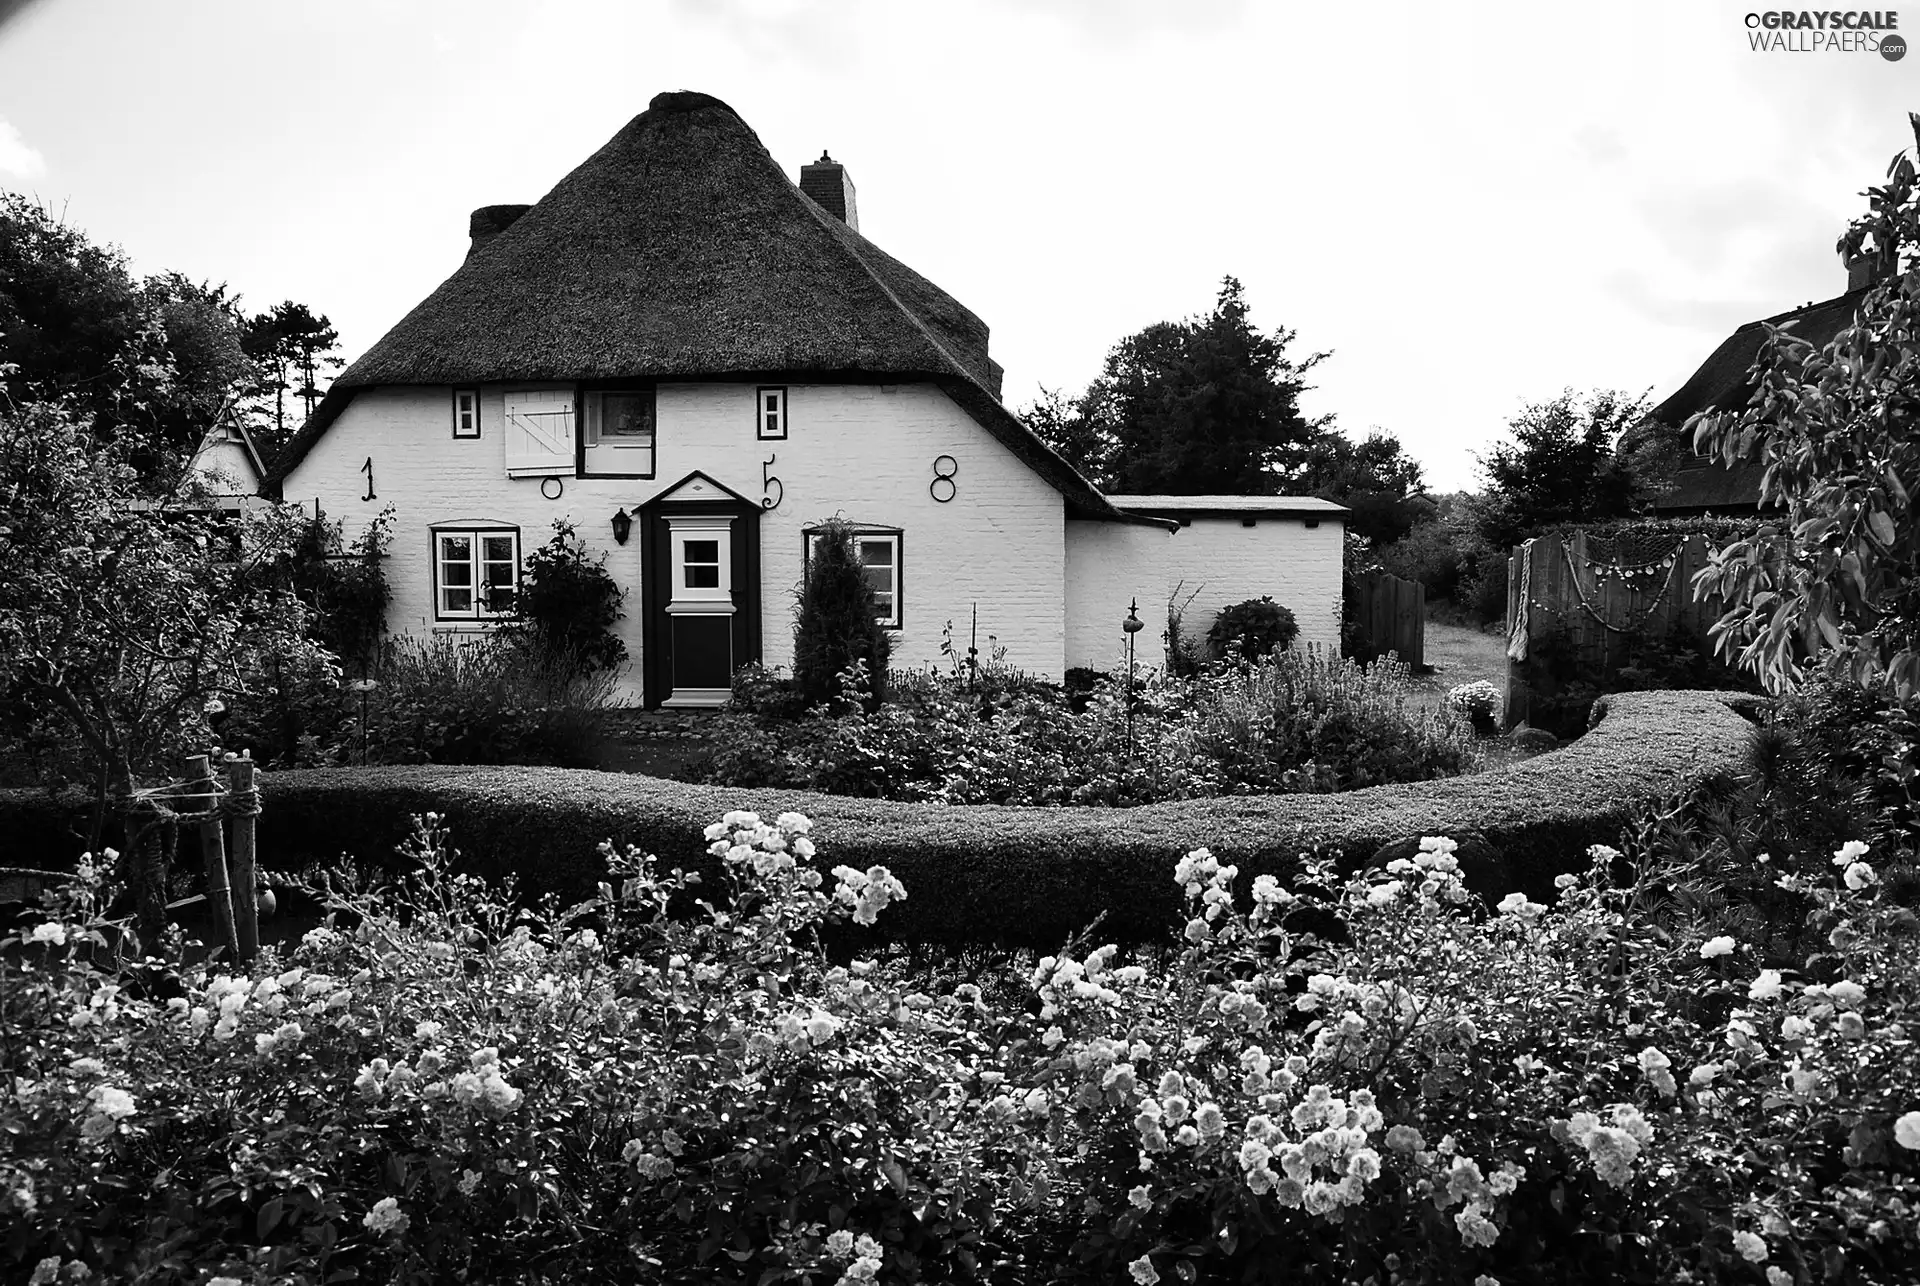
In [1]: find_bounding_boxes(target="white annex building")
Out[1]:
[269,92,1345,707]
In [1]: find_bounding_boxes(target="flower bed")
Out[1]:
[698,652,1475,805]
[6,792,1918,1284]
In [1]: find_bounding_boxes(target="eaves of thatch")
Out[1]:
[263,91,1142,524]
[1641,285,1871,516]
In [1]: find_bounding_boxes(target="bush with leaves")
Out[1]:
[0,809,1058,1285]
[356,633,618,768]
[0,384,330,861]
[11,775,1920,1283]
[511,520,627,673]
[794,520,891,708]
[701,648,1469,804]
[1693,114,1920,699]
[1206,596,1299,661]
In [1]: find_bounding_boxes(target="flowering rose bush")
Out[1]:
[5,800,1918,1283]
[1030,830,1920,1284]
[1,812,1052,1283]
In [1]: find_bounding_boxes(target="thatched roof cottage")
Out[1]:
[269,91,1344,705]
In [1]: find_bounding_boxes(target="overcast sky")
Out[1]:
[0,0,1911,492]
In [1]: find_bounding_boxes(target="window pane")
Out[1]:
[685,565,720,589]
[441,559,472,588]
[439,535,471,562]
[483,535,515,563]
[443,588,472,614]
[602,392,653,438]
[483,561,514,589]
[862,566,891,597]
[685,540,718,564]
[859,540,893,568]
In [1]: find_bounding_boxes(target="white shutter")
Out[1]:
[503,390,575,477]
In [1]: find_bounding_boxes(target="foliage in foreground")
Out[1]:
[701,647,1471,804]
[1693,113,1920,698]
[6,780,1920,1285]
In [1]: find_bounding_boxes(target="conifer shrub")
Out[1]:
[793,519,891,708]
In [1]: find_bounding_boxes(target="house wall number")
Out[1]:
[929,454,957,503]
[762,454,783,510]
[360,456,376,502]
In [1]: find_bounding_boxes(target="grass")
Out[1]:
[1406,619,1511,717]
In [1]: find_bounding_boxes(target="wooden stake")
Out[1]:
[185,754,239,963]
[228,753,259,963]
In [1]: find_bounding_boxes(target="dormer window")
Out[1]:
[453,388,480,438]
[757,386,787,440]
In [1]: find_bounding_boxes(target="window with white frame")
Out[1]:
[433,527,519,620]
[804,527,902,629]
[452,388,480,439]
[757,386,787,440]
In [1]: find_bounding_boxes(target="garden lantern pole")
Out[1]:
[1123,598,1144,752]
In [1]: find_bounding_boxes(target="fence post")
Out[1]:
[185,753,240,963]
[227,753,260,963]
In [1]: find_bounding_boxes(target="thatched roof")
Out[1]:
[1641,287,1871,515]
[1648,287,1869,429]
[266,91,1126,519]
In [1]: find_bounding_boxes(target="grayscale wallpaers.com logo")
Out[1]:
[1745,10,1905,57]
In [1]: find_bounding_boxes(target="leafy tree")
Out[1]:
[240,299,343,461]
[1692,114,1920,698]
[1024,277,1327,495]
[1294,429,1434,547]
[1467,389,1649,553]
[0,377,327,860]
[0,194,250,481]
[1021,384,1113,487]
[511,520,628,673]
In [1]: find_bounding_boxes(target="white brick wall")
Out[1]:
[281,382,1067,698]
[1065,514,1345,671]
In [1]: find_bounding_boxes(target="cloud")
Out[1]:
[0,118,45,179]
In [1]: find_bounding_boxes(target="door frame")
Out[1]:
[638,471,762,709]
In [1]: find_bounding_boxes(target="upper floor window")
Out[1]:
[453,388,480,438]
[757,386,787,440]
[433,525,519,620]
[582,388,656,477]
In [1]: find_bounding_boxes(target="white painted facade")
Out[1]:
[280,381,1070,699]
[1065,512,1345,672]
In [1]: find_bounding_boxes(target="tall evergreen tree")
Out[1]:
[241,300,342,460]
[1022,277,1327,495]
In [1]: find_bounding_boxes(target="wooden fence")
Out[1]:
[1349,571,1425,668]
[1503,530,1725,729]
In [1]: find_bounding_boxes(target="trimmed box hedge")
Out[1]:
[0,691,1760,950]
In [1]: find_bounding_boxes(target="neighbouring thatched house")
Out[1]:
[266,91,1345,706]
[1637,254,1885,517]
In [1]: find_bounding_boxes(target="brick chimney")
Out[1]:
[799,152,858,231]
[1846,242,1894,292]
[468,204,531,258]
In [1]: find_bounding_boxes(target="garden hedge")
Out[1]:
[0,691,1760,951]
